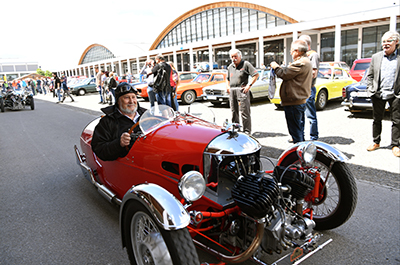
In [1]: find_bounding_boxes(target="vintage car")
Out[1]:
[0,87,34,112]
[69,77,97,96]
[177,72,226,105]
[348,58,371,82]
[136,72,198,100]
[201,69,281,106]
[319,61,350,71]
[341,68,388,113]
[74,104,357,265]
[270,66,357,110]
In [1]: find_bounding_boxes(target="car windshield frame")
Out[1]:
[139,105,175,135]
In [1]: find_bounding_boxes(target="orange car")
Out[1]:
[177,72,226,104]
[136,72,198,99]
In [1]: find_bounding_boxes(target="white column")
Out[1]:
[317,34,321,55]
[208,44,213,70]
[127,58,130,74]
[118,60,122,77]
[293,31,298,41]
[390,13,397,31]
[335,24,341,62]
[231,40,235,50]
[189,48,194,71]
[258,36,264,68]
[136,57,140,74]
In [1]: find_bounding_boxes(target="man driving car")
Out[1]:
[91,82,147,161]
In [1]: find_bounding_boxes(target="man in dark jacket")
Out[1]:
[91,82,147,161]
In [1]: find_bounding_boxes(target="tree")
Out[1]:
[36,68,45,76]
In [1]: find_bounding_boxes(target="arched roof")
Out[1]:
[78,44,116,65]
[150,1,298,50]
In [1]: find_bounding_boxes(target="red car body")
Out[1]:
[349,58,371,81]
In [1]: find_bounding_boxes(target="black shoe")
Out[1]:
[288,138,293,143]
[98,102,103,104]
[71,100,75,102]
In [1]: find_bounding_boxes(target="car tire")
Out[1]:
[123,202,200,265]
[0,98,4,112]
[316,89,328,110]
[211,101,222,106]
[274,104,283,109]
[181,90,196,105]
[30,97,35,110]
[77,89,86,96]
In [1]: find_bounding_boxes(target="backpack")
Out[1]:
[153,64,168,93]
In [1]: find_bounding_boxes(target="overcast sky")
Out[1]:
[1,0,398,70]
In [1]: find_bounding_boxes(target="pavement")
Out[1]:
[34,92,400,178]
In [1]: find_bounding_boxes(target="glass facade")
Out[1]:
[321,32,335,62]
[341,29,358,67]
[263,39,284,66]
[156,7,290,49]
[81,46,115,65]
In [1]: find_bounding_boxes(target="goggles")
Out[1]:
[116,83,138,95]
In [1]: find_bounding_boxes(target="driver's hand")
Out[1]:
[120,132,131,147]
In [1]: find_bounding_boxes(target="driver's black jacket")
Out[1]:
[91,104,146,161]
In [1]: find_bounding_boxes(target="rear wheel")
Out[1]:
[78,89,86,96]
[123,202,200,265]
[279,153,357,230]
[181,90,196,105]
[316,89,328,110]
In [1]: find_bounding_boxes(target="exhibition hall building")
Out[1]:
[59,2,399,77]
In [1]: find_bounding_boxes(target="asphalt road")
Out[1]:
[0,96,399,264]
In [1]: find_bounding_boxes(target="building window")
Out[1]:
[237,43,257,67]
[321,32,335,62]
[263,39,284,66]
[362,25,389,58]
[341,29,358,67]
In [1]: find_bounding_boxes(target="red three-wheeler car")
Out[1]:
[75,105,357,265]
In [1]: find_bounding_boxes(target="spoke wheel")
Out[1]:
[123,202,199,265]
[280,153,357,230]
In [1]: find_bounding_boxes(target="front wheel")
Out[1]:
[316,89,328,110]
[30,97,35,110]
[0,98,4,112]
[78,89,86,96]
[181,90,196,105]
[123,202,200,265]
[280,153,357,230]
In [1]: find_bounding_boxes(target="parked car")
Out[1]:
[270,67,357,110]
[319,61,350,71]
[177,72,226,104]
[69,77,97,96]
[349,58,371,81]
[202,69,280,106]
[136,72,198,100]
[74,104,357,265]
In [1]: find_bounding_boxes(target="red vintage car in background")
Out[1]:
[349,58,371,81]
[136,72,198,100]
[74,105,357,265]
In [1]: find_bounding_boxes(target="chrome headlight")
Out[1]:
[178,171,206,203]
[297,142,317,166]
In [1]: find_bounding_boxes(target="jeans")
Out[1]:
[57,88,62,102]
[147,86,156,108]
[156,90,172,108]
[284,104,306,143]
[98,86,103,102]
[371,96,400,147]
[305,86,319,140]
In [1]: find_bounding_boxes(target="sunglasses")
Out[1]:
[382,39,396,44]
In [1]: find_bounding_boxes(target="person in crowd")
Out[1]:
[95,67,104,104]
[60,73,74,103]
[91,83,147,161]
[52,72,62,103]
[270,39,312,143]
[299,35,320,141]
[143,59,157,108]
[108,72,118,105]
[126,72,132,83]
[366,31,400,157]
[152,54,172,107]
[36,78,42,94]
[102,71,110,104]
[167,61,179,111]
[226,48,259,134]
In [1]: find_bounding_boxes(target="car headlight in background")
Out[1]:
[178,171,206,203]
[297,142,317,166]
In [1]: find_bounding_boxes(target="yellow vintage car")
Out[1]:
[270,67,357,110]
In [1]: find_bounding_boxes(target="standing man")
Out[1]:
[152,54,172,107]
[299,35,319,141]
[227,48,259,134]
[60,73,74,103]
[270,40,312,143]
[366,31,400,157]
[95,67,103,104]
